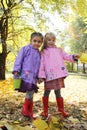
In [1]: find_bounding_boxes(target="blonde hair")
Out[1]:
[41,32,56,51]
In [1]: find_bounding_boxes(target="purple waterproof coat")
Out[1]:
[13,44,40,92]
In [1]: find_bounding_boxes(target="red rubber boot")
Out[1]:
[56,97,69,117]
[29,101,36,119]
[41,96,49,118]
[22,98,30,117]
[22,98,36,119]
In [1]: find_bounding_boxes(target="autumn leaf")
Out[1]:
[33,118,48,130]
[0,75,87,129]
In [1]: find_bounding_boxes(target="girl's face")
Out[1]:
[47,37,56,47]
[31,36,43,49]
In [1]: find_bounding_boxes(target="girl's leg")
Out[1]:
[41,90,50,118]
[44,90,51,97]
[54,89,69,117]
[54,89,61,98]
[26,90,34,101]
[22,90,35,119]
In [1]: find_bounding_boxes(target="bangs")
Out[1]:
[45,32,56,40]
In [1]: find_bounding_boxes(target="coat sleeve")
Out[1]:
[12,47,24,73]
[61,49,74,62]
[38,53,46,79]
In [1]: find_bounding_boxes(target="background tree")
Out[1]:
[0,0,87,80]
[0,0,24,80]
[0,0,47,80]
[68,16,87,73]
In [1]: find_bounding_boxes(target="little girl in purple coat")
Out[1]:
[38,32,79,118]
[12,32,43,119]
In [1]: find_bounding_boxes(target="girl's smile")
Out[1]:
[31,36,43,49]
[47,38,56,47]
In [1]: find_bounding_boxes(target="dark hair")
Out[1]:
[30,32,43,41]
[41,32,56,51]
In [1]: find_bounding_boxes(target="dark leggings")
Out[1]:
[43,89,61,98]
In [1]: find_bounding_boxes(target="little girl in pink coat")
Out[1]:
[38,32,79,118]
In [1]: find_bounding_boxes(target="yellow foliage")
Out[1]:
[33,118,48,130]
[80,53,87,63]
[49,116,60,130]
[76,0,87,16]
[0,78,14,98]
[33,116,61,130]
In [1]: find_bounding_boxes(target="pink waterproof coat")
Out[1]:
[38,46,74,82]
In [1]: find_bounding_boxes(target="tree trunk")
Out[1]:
[76,61,78,72]
[0,15,8,80]
[83,63,86,73]
[71,63,74,72]
[0,53,6,80]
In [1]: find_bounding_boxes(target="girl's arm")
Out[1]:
[62,49,79,62]
[12,47,24,74]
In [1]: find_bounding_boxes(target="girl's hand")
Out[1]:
[73,54,80,61]
[13,71,19,76]
[38,78,44,84]
[74,54,80,59]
